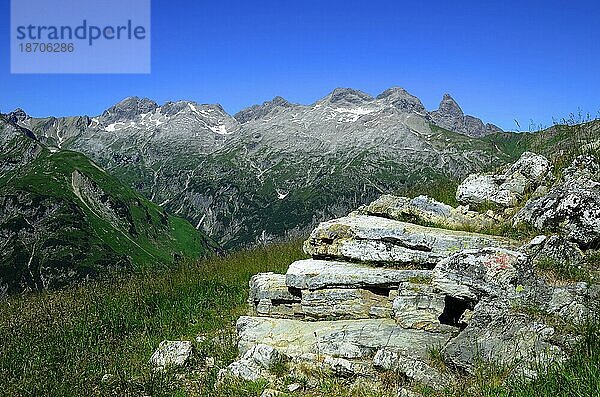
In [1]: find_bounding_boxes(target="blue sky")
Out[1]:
[1,0,599,131]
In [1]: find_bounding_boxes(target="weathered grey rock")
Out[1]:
[287,383,302,392]
[218,343,283,382]
[443,299,566,378]
[358,194,497,230]
[514,155,600,248]
[244,343,283,369]
[374,347,453,389]
[398,388,420,397]
[456,152,551,207]
[236,316,451,361]
[526,281,600,325]
[521,235,585,269]
[286,259,432,290]
[433,248,533,301]
[250,273,299,302]
[219,359,265,382]
[249,273,301,318]
[302,288,392,320]
[323,356,369,377]
[393,281,452,332]
[254,299,303,319]
[304,215,516,266]
[149,340,193,370]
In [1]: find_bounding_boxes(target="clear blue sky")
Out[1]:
[1,0,599,131]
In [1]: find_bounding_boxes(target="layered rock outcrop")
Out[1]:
[456,151,553,208]
[220,151,599,393]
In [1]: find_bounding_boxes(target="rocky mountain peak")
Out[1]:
[101,97,159,124]
[7,108,30,124]
[429,93,502,137]
[270,96,291,107]
[437,93,464,118]
[376,87,426,113]
[234,96,295,123]
[325,88,374,105]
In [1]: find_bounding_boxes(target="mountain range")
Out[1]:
[9,88,516,250]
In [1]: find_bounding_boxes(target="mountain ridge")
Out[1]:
[9,87,503,136]
[7,86,513,250]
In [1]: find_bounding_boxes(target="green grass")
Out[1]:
[535,255,592,283]
[0,240,305,396]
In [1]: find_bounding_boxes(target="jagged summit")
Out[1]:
[322,88,374,105]
[437,93,464,117]
[101,97,159,123]
[7,108,30,125]
[376,87,426,114]
[92,87,502,137]
[234,96,296,123]
[429,93,501,137]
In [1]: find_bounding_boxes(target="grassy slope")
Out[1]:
[0,240,305,396]
[3,149,207,266]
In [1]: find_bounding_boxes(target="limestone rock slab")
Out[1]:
[304,215,515,266]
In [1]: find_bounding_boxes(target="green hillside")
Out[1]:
[0,116,211,294]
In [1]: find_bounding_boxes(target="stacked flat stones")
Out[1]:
[224,206,524,388]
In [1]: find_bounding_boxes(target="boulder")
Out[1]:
[219,359,265,382]
[301,288,392,320]
[525,281,600,325]
[373,347,453,389]
[249,272,301,318]
[218,343,283,382]
[521,235,585,270]
[456,152,551,208]
[149,340,193,370]
[244,343,283,369]
[393,281,453,332]
[249,272,299,302]
[323,356,371,377]
[304,215,516,266]
[513,155,600,248]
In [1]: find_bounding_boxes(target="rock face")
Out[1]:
[514,155,600,248]
[223,151,598,393]
[442,298,566,378]
[456,151,552,208]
